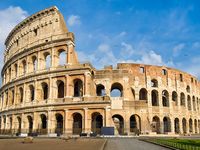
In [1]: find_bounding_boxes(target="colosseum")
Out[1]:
[0,6,200,137]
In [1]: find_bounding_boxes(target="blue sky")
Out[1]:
[0,0,200,78]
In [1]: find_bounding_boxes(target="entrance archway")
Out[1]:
[174,118,180,134]
[112,114,124,135]
[55,113,63,135]
[182,118,187,134]
[91,112,103,134]
[73,113,82,135]
[27,116,33,134]
[130,114,141,134]
[152,116,160,133]
[40,114,47,134]
[163,117,171,133]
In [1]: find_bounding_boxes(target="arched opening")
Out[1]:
[187,95,191,110]
[42,82,48,100]
[9,117,12,133]
[22,60,26,75]
[194,119,197,133]
[151,90,158,106]
[40,114,47,134]
[182,118,187,134]
[162,69,167,75]
[27,116,33,134]
[112,114,124,135]
[44,53,51,69]
[189,118,193,133]
[174,118,180,134]
[163,117,171,133]
[186,85,190,93]
[29,85,34,101]
[74,79,83,97]
[132,89,135,100]
[19,87,23,103]
[17,117,21,134]
[58,50,66,66]
[110,82,123,97]
[180,92,185,106]
[32,56,37,72]
[57,80,64,98]
[55,113,63,136]
[130,114,141,134]
[91,112,103,134]
[96,84,105,96]
[139,88,147,100]
[162,90,169,107]
[198,120,200,133]
[11,90,14,105]
[193,96,196,111]
[151,79,158,87]
[172,91,178,105]
[73,113,82,135]
[152,116,160,134]
[14,64,18,77]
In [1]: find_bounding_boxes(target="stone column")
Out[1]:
[33,112,38,132]
[104,106,111,127]
[84,108,90,133]
[64,109,70,135]
[47,110,54,134]
[84,72,91,97]
[171,117,175,134]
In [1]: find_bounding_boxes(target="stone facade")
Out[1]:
[0,6,200,136]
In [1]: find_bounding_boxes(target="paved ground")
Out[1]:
[0,138,106,150]
[104,138,170,150]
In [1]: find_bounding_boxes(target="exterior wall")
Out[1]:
[0,6,200,136]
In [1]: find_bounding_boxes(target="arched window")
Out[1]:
[187,95,191,110]
[73,113,82,135]
[44,53,51,69]
[139,88,147,100]
[58,50,66,66]
[19,87,23,103]
[172,91,178,105]
[40,114,47,130]
[162,69,167,75]
[186,85,190,93]
[193,96,196,111]
[11,90,14,105]
[162,90,169,107]
[42,82,48,100]
[29,85,34,101]
[96,84,105,96]
[55,113,63,135]
[151,79,158,87]
[32,56,37,72]
[9,68,11,81]
[91,112,103,134]
[163,117,171,132]
[14,64,18,77]
[110,82,123,97]
[112,114,124,135]
[152,116,160,133]
[22,60,26,75]
[57,80,64,98]
[74,79,83,97]
[180,92,185,106]
[151,90,158,106]
[27,116,33,133]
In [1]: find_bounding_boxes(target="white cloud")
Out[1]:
[0,6,28,68]
[120,42,134,58]
[67,15,81,26]
[136,50,163,65]
[173,43,185,56]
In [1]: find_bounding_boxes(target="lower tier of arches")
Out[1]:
[0,109,200,136]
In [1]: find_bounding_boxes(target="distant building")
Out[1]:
[0,6,199,136]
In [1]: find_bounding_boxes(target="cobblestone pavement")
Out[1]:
[104,138,170,150]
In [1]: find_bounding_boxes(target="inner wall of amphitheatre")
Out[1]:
[0,6,200,136]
